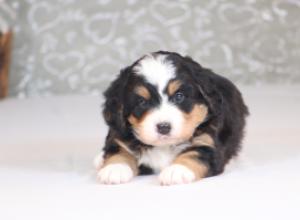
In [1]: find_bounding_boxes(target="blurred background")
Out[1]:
[1,0,299,97]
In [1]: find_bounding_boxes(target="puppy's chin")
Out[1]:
[135,133,189,147]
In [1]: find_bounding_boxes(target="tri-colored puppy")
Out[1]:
[95,51,249,185]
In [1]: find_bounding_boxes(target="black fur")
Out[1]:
[101,51,249,177]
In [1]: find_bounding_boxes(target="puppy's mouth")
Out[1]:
[157,134,170,139]
[150,134,186,147]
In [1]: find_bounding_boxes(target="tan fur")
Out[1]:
[128,114,138,126]
[102,139,138,175]
[135,85,150,100]
[128,111,150,127]
[173,151,208,180]
[192,133,215,148]
[128,112,150,145]
[167,80,182,96]
[179,104,208,140]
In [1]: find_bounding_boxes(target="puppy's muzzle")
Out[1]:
[156,122,171,135]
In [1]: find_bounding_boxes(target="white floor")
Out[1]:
[0,85,300,220]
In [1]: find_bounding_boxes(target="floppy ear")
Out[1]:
[183,56,223,117]
[103,67,131,136]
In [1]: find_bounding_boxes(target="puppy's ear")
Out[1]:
[103,67,131,136]
[183,56,223,117]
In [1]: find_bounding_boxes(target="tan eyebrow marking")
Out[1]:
[135,85,151,100]
[167,80,182,96]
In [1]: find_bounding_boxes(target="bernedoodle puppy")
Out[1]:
[95,51,249,185]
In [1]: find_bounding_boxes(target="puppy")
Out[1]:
[96,51,249,185]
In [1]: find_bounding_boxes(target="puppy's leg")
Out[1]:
[159,133,218,186]
[97,141,138,185]
[159,150,209,185]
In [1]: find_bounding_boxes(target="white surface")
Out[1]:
[0,86,300,220]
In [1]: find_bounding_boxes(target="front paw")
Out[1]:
[97,163,134,184]
[159,164,196,186]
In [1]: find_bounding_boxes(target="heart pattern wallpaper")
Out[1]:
[1,0,299,97]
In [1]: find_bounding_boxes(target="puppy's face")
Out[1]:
[125,54,209,147]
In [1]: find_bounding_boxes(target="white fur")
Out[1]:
[93,152,104,169]
[134,54,175,93]
[139,142,190,173]
[97,163,134,184]
[159,164,196,185]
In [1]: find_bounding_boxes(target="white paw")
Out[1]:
[159,164,196,186]
[97,163,134,185]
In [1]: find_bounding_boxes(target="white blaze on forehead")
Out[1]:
[134,54,175,93]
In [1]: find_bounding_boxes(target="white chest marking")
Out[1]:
[138,142,191,173]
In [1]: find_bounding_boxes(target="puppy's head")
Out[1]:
[103,51,219,147]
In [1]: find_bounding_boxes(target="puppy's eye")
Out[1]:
[173,92,185,104]
[138,97,147,107]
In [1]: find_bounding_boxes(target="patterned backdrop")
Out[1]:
[1,0,299,97]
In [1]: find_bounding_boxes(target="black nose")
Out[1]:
[156,122,171,135]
